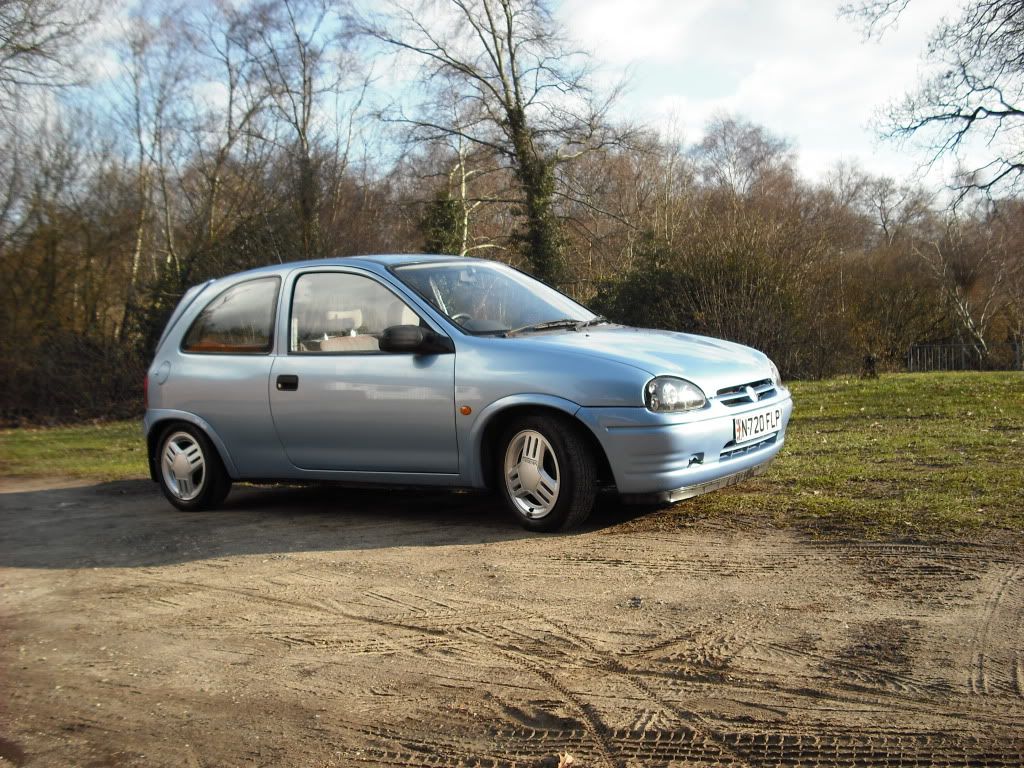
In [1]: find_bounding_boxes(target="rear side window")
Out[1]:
[182,277,280,354]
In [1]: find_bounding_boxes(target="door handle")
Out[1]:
[276,374,299,391]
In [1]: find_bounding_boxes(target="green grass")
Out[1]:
[0,420,147,480]
[654,371,1024,536]
[1,372,1022,535]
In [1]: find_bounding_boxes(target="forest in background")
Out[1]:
[1,0,1022,423]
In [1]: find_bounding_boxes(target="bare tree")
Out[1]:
[992,200,1024,345]
[0,0,98,105]
[0,123,25,255]
[114,10,193,334]
[361,0,626,281]
[693,114,794,197]
[915,214,1011,359]
[637,126,697,250]
[242,0,360,260]
[409,86,512,257]
[839,1,912,39]
[183,2,272,248]
[823,160,879,216]
[843,0,1024,201]
[865,177,933,246]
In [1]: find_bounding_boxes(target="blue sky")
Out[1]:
[557,0,966,184]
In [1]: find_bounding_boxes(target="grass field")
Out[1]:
[674,371,1024,535]
[1,372,1021,534]
[0,420,147,480]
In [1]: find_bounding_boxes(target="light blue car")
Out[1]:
[145,255,793,531]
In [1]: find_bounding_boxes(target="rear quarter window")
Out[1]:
[181,277,281,354]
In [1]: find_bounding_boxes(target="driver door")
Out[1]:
[269,269,458,474]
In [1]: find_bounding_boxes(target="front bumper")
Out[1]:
[576,392,793,497]
[619,461,773,504]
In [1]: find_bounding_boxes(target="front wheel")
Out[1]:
[497,414,597,532]
[157,424,231,511]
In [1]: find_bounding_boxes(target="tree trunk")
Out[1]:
[508,112,561,283]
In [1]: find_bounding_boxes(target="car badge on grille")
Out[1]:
[745,385,757,402]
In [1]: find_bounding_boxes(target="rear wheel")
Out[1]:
[497,414,597,532]
[157,424,231,511]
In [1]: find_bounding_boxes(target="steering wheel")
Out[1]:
[451,312,473,324]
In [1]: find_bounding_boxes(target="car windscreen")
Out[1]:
[392,261,596,334]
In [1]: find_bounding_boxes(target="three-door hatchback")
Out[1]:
[145,255,793,531]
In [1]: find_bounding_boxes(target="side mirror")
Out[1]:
[380,325,454,355]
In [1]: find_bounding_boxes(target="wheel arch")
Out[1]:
[145,411,239,482]
[471,396,614,491]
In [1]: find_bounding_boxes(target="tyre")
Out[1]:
[497,413,597,532]
[156,423,232,511]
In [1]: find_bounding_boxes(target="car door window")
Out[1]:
[182,277,280,354]
[290,272,423,354]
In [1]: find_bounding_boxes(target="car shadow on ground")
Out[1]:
[0,478,653,569]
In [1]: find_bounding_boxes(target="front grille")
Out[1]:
[719,434,778,461]
[716,378,776,407]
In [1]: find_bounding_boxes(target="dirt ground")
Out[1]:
[1,478,1022,767]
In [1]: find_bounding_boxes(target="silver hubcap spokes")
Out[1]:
[161,431,206,501]
[504,430,560,519]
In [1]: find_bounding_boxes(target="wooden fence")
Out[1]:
[906,343,1022,372]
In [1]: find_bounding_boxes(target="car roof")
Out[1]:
[214,253,488,283]
[361,253,477,267]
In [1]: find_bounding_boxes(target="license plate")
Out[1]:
[734,407,782,444]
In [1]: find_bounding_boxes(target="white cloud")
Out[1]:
[561,0,716,65]
[557,0,967,184]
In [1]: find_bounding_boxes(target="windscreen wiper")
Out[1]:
[575,315,608,329]
[505,318,582,336]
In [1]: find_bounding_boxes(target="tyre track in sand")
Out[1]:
[126,544,1024,766]
[5,481,1024,767]
[967,565,1023,696]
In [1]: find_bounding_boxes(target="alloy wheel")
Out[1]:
[503,429,561,519]
[161,431,206,502]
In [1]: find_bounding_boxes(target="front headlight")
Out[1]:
[768,359,784,389]
[645,377,706,413]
